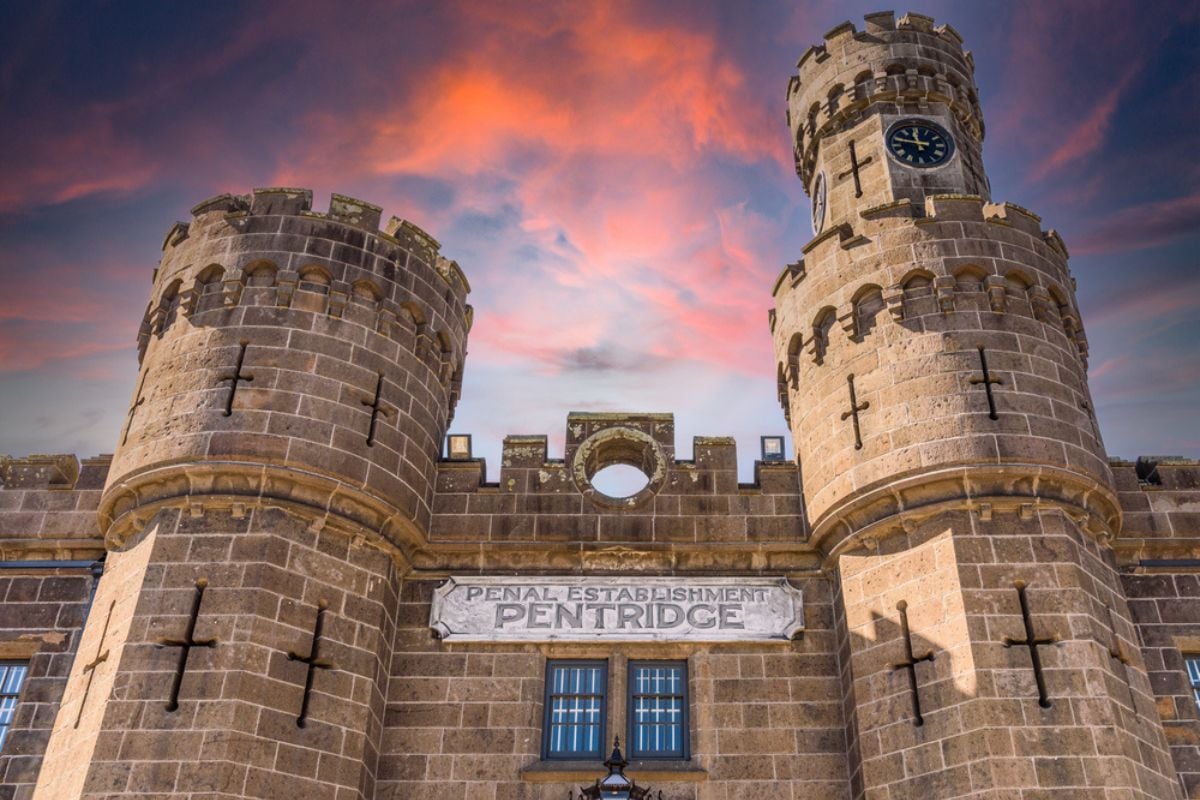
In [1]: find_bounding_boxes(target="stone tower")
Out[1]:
[33,189,470,798]
[772,12,1182,799]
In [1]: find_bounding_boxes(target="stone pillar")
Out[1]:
[837,510,1179,798]
[35,508,398,799]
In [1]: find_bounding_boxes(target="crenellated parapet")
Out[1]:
[0,454,110,559]
[1110,456,1200,564]
[137,188,470,409]
[772,190,1109,549]
[429,413,807,568]
[104,189,473,554]
[773,194,1089,372]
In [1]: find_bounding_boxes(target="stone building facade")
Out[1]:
[1,10,1199,800]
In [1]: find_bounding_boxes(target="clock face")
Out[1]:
[886,119,954,168]
[811,172,827,235]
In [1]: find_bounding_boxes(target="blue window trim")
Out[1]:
[627,660,689,760]
[0,661,29,753]
[542,659,607,760]
[1186,654,1200,712]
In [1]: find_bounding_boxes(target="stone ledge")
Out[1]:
[519,759,708,783]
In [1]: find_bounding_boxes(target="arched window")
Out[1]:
[852,285,885,339]
[245,261,277,287]
[351,279,382,305]
[298,266,331,295]
[899,271,936,319]
[812,307,837,364]
[158,279,183,334]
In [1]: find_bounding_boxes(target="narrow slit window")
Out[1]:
[542,660,606,759]
[628,660,688,760]
[0,662,29,751]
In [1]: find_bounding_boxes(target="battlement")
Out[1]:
[431,414,805,548]
[0,454,110,560]
[1109,457,1200,564]
[109,188,476,550]
[140,188,473,391]
[173,188,466,288]
[0,454,110,492]
[788,11,982,186]
[775,193,1076,304]
[795,12,967,73]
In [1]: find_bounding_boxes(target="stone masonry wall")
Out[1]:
[837,508,1182,799]
[0,456,106,800]
[3,454,1199,797]
[32,505,399,800]
[1122,568,1200,798]
[0,566,96,800]
[1113,459,1200,796]
[430,414,805,563]
[380,577,849,800]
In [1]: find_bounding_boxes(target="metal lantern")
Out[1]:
[576,738,658,800]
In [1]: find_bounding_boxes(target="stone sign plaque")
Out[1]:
[429,576,804,642]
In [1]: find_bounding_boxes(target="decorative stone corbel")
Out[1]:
[328,281,350,318]
[934,276,956,313]
[179,286,199,318]
[148,304,168,335]
[885,289,905,322]
[985,275,1007,312]
[1029,286,1053,321]
[377,301,400,336]
[222,268,245,307]
[276,270,298,307]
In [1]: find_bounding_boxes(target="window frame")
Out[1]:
[541,659,608,761]
[1185,654,1200,713]
[0,661,29,753]
[626,659,690,761]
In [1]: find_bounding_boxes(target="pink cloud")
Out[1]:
[1073,193,1200,255]
[265,3,794,386]
[1088,356,1129,380]
[1087,277,1200,327]
[0,329,130,374]
[1027,63,1140,182]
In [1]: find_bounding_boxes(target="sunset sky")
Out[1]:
[0,0,1197,482]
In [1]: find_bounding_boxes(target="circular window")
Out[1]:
[571,426,667,509]
[590,464,651,499]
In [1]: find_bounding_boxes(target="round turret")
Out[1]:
[773,14,1115,554]
[788,11,988,232]
[101,188,472,549]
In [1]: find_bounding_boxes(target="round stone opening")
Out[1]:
[590,463,651,499]
[571,425,667,509]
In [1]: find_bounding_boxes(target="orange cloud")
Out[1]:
[269,2,793,383]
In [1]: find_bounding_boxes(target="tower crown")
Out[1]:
[788,11,983,187]
[788,12,988,234]
[772,16,1113,555]
[103,188,472,552]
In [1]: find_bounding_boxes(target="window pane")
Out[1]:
[0,663,29,752]
[629,662,686,759]
[544,661,605,759]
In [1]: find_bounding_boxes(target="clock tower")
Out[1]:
[790,11,989,237]
[773,12,1183,799]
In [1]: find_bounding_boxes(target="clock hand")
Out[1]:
[893,135,928,150]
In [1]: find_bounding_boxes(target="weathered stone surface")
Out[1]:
[429,576,804,642]
[0,11,1196,800]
